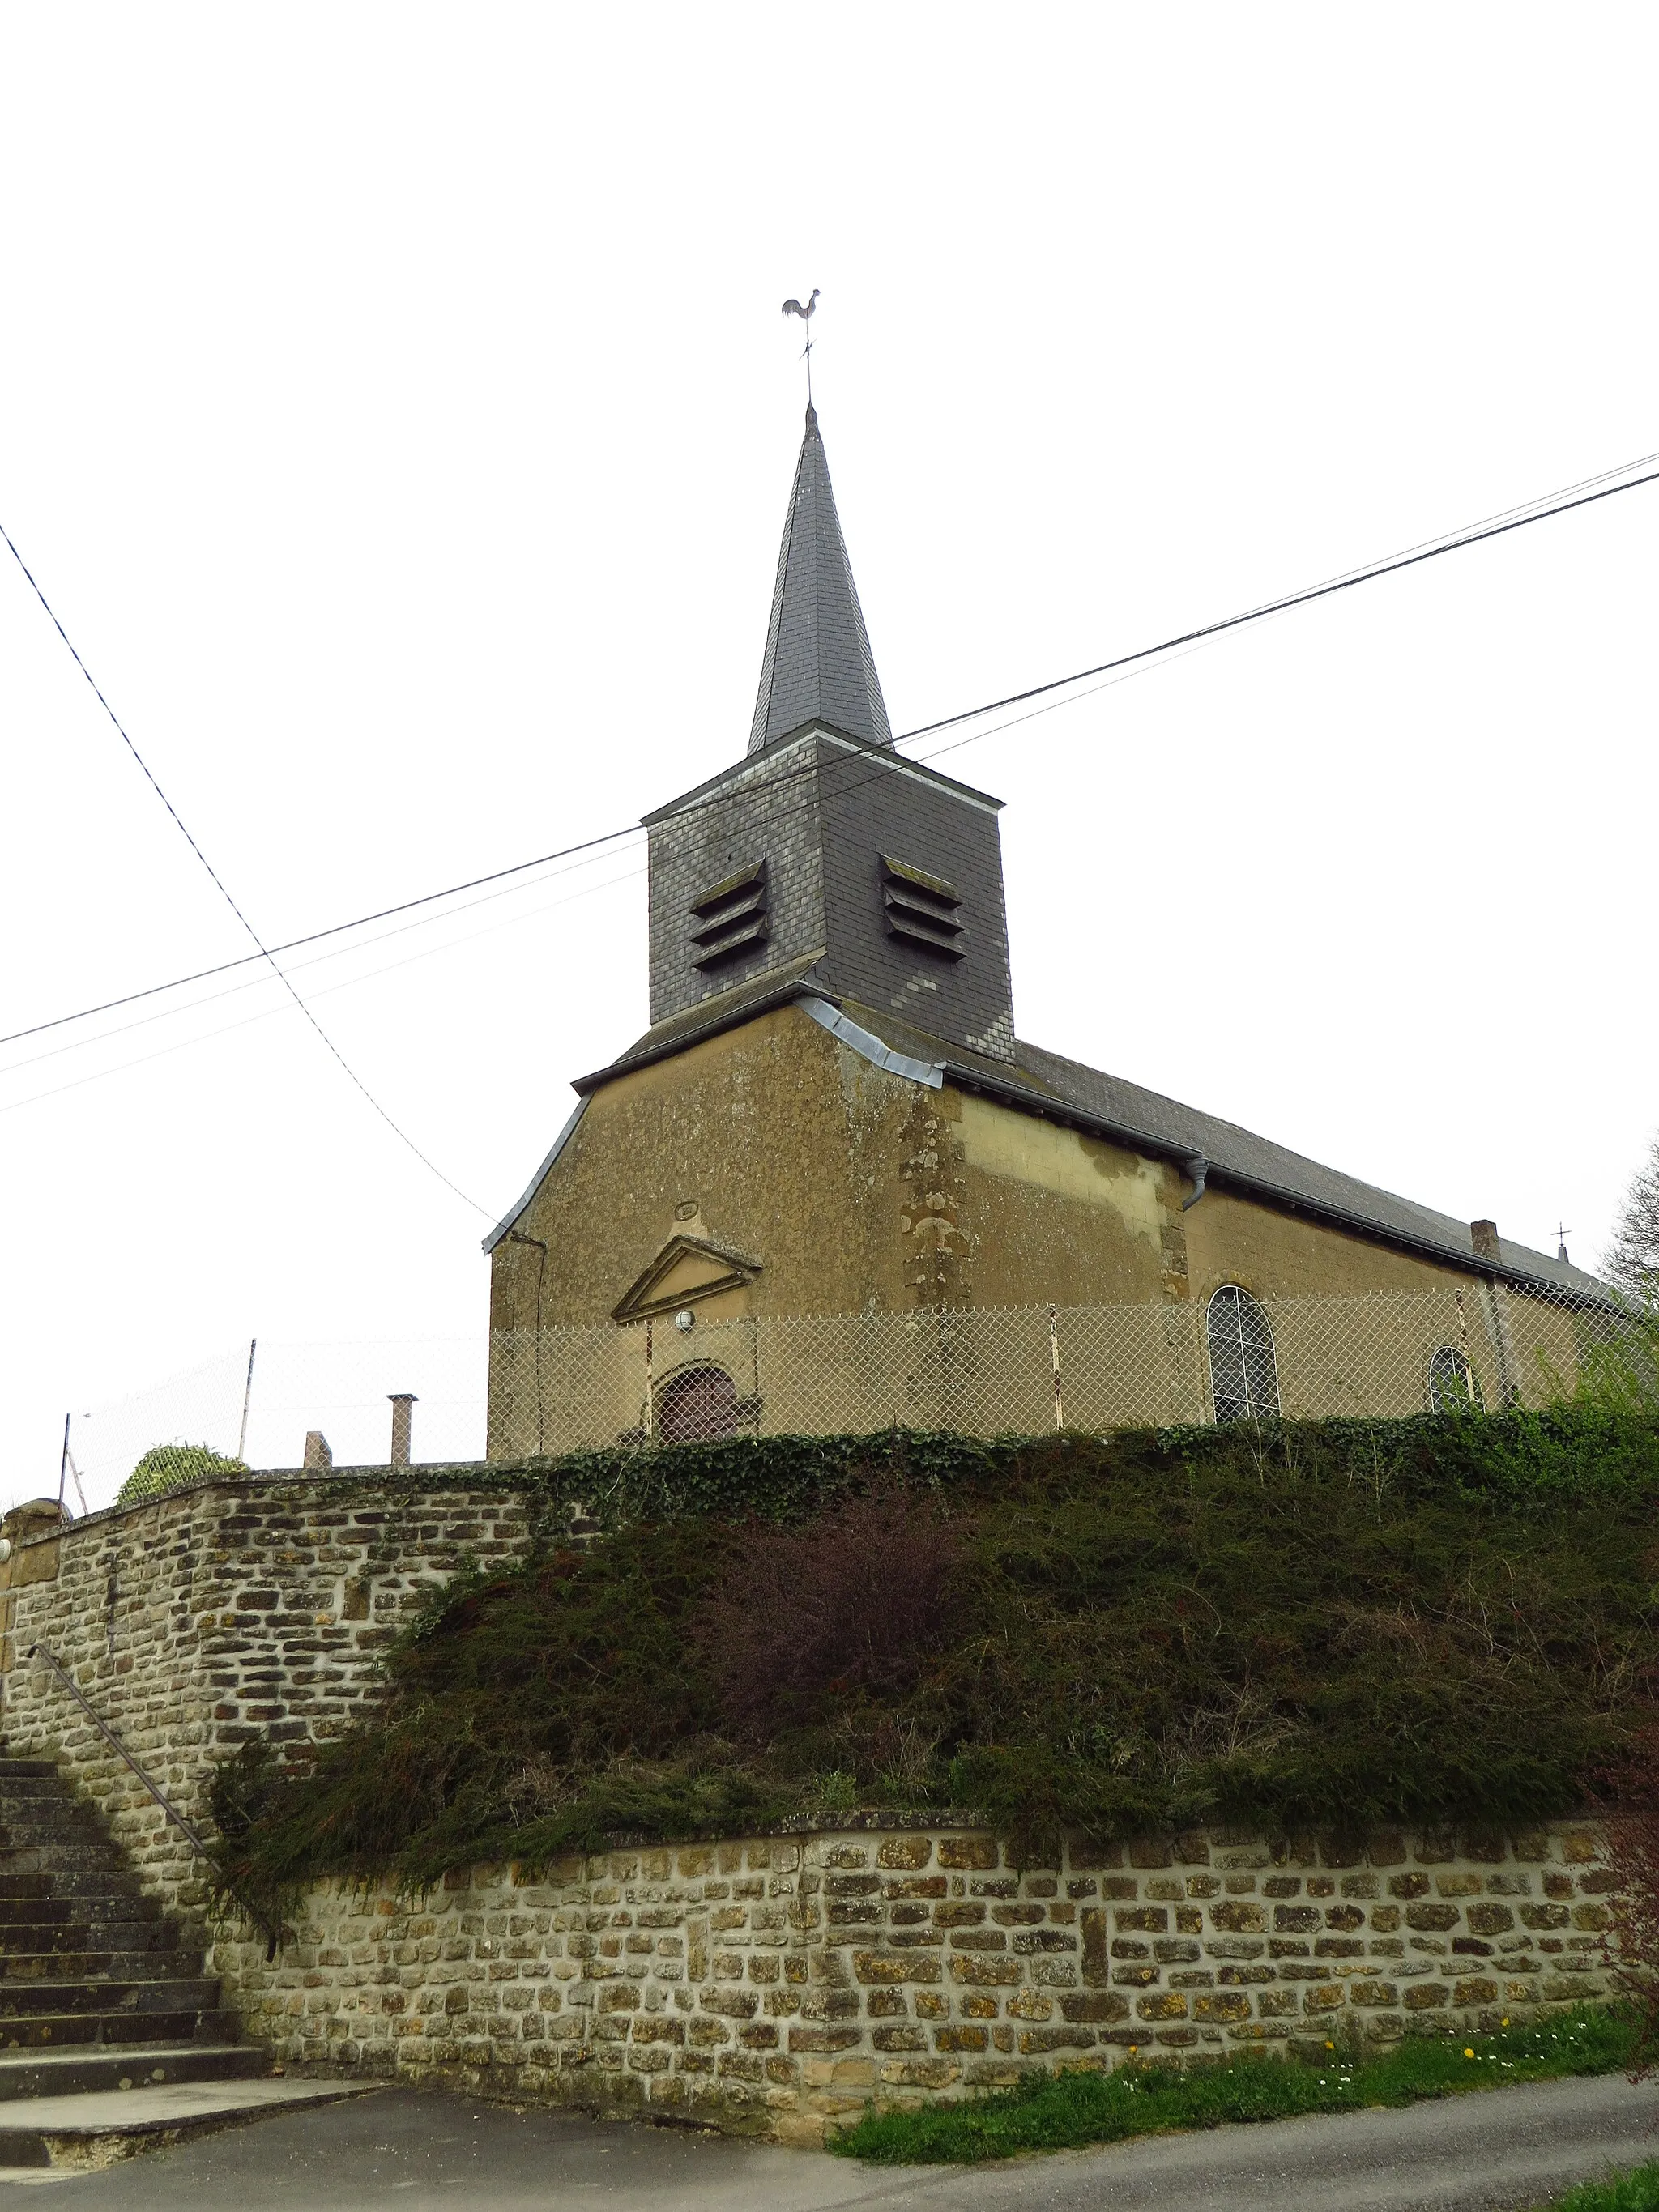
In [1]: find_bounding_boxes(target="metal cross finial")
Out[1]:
[1555,1222,1572,1261]
[781,288,820,403]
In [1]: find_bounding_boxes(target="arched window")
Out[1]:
[655,1364,739,1444]
[1205,1286,1280,1421]
[1427,1344,1482,1413]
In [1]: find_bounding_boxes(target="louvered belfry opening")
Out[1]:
[880,855,964,961]
[689,859,769,971]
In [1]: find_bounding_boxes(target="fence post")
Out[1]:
[1049,1304,1064,1432]
[237,1338,258,1463]
[644,1320,655,1441]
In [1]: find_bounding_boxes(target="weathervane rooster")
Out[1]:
[782,288,821,399]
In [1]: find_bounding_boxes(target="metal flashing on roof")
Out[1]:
[799,997,945,1088]
[501,989,1608,1306]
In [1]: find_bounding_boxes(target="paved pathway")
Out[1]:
[9,2074,1659,2209]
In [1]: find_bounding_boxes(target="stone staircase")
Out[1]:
[0,1751,364,2176]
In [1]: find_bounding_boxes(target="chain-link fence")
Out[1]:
[45,1280,1647,1517]
[60,1337,491,1516]
[484,1280,1638,1455]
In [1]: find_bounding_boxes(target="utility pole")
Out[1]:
[237,1339,258,1463]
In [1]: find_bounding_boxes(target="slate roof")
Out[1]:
[748,404,893,754]
[568,976,1606,1299]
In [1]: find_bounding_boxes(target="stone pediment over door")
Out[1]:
[611,1236,762,1323]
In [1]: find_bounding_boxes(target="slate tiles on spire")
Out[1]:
[749,403,893,755]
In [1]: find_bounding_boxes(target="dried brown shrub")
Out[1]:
[694,1487,958,1741]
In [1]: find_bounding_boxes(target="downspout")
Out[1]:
[504,1231,548,1455]
[1181,1155,1209,1212]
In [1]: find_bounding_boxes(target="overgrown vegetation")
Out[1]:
[209,1409,1659,1933]
[119,1441,247,1507]
[830,2005,1635,2163]
[1541,2162,1659,2212]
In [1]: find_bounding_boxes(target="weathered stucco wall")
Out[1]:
[492,1005,1499,1344]
[212,1820,1616,2146]
[489,1008,919,1335]
[486,1004,1525,1454]
[0,1476,531,1932]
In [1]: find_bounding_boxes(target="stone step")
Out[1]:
[0,1893,161,1929]
[0,1765,61,1784]
[0,2043,267,2102]
[0,1899,85,1928]
[0,1919,175,1954]
[0,1952,206,1988]
[0,1976,220,2022]
[0,2005,241,2052]
[0,1815,113,1848]
[0,2077,371,2173]
[0,1843,126,1874]
[0,1869,147,1903]
[0,1786,79,1812]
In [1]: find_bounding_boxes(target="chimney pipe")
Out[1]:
[1470,1220,1501,1262]
[388,1394,417,1468]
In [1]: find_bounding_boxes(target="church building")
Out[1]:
[483,406,1595,1444]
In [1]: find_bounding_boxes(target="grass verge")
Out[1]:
[830,2005,1637,2163]
[1540,2163,1659,2210]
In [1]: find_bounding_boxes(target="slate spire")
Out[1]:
[748,403,893,754]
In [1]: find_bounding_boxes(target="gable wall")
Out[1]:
[492,1004,1500,1341]
[488,1008,918,1335]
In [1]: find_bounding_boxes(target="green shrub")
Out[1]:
[118,1442,248,1508]
[209,1411,1659,1926]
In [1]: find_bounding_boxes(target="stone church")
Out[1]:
[484,405,1594,1443]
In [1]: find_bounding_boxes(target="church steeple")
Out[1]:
[748,403,893,755]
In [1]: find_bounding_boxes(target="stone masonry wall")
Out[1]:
[211,1819,1616,2146]
[0,1474,531,1932]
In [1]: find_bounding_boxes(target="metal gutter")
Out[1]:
[936,1058,1597,1301]
[525,984,1605,1305]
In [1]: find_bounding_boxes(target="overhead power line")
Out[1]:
[0,518,491,1216]
[898,450,1659,746]
[4,440,1657,1075]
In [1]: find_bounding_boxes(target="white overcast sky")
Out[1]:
[2,3,1654,1507]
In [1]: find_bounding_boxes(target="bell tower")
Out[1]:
[644,404,1016,1062]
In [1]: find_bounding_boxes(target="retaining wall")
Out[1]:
[211,1819,1615,2146]
[0,1473,532,1929]
[0,1479,1625,2145]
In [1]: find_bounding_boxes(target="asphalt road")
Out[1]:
[14,2074,1659,2210]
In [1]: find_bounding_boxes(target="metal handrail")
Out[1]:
[26,1642,282,1958]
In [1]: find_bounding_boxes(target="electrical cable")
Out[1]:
[898,452,1659,747]
[0,518,492,1215]
[0,858,648,1119]
[6,441,1657,1068]
[1,856,649,1081]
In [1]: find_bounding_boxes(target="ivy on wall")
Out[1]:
[208,1409,1659,1933]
